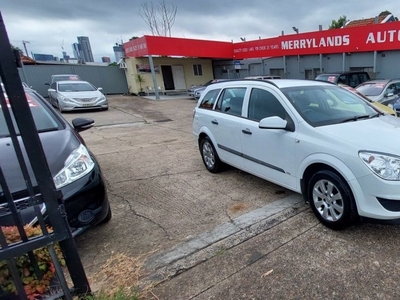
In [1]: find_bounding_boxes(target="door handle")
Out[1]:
[242,128,252,135]
[211,119,218,125]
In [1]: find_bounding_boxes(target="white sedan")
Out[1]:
[47,80,108,112]
[193,79,400,230]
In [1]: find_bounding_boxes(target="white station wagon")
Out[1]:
[192,79,400,230]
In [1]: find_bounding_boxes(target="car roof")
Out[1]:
[358,79,392,84]
[317,71,368,76]
[205,79,333,89]
[56,80,89,84]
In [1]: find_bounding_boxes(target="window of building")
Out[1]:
[193,64,203,76]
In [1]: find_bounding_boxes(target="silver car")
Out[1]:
[47,80,108,112]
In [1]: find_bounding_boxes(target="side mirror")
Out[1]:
[72,118,95,132]
[259,116,287,129]
[386,92,394,97]
[97,87,103,91]
[48,88,56,92]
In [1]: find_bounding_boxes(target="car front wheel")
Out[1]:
[308,170,357,230]
[200,136,222,173]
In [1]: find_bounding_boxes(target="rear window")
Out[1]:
[0,90,62,137]
[315,74,338,83]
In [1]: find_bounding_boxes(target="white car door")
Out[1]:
[203,87,247,169]
[240,86,298,190]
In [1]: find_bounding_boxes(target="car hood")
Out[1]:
[319,115,400,153]
[0,130,80,195]
[59,90,102,99]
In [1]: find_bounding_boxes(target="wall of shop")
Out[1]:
[125,57,213,95]
[212,50,400,81]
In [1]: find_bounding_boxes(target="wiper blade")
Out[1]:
[341,114,373,123]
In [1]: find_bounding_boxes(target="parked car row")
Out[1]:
[193,78,400,230]
[316,71,400,116]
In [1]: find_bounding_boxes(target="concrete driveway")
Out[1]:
[63,95,400,299]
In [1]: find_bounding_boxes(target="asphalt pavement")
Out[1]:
[62,94,400,299]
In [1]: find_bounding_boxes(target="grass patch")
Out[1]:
[86,251,158,300]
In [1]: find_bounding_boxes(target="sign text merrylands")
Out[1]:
[281,35,350,50]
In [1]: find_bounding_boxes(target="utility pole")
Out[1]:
[22,40,30,57]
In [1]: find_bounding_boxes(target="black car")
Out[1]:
[315,71,370,88]
[0,86,111,236]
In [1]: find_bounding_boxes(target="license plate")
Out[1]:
[82,104,93,107]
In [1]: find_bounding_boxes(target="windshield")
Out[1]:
[0,90,62,137]
[282,85,378,127]
[356,82,386,96]
[58,82,96,92]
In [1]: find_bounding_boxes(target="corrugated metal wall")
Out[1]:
[18,64,129,97]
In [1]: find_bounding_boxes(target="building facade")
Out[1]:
[113,44,124,63]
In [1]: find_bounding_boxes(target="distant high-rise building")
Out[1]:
[77,36,94,62]
[113,43,124,63]
[72,43,83,60]
[102,56,111,63]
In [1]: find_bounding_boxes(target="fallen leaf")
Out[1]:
[261,269,273,278]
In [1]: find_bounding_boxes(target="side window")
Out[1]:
[337,75,346,84]
[386,84,396,96]
[248,88,286,121]
[358,73,369,83]
[199,89,221,109]
[348,74,360,88]
[395,82,400,94]
[216,88,246,116]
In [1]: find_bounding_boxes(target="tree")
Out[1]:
[108,62,118,66]
[139,0,177,37]
[329,15,347,29]
[379,10,392,17]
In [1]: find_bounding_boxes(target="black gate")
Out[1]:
[0,12,90,300]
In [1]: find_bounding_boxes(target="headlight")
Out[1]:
[53,144,95,188]
[99,95,106,101]
[59,95,71,102]
[359,151,400,180]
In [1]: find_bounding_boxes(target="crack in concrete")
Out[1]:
[109,190,170,239]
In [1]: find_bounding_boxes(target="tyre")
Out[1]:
[200,136,222,173]
[307,170,357,230]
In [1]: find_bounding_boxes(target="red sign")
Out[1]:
[124,22,400,59]
[233,22,400,59]
[124,35,233,58]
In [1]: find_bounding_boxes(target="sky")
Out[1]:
[0,1,397,62]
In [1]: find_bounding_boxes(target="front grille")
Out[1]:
[74,97,97,102]
[0,194,42,217]
[377,197,400,212]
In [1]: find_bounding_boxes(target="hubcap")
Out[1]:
[312,179,344,222]
[202,141,215,169]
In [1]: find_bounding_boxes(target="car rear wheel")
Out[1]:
[200,136,222,173]
[308,170,357,230]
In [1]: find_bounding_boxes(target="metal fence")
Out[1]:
[0,12,90,300]
[19,64,129,98]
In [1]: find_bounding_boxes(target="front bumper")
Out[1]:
[0,155,110,236]
[60,97,108,111]
[351,172,400,220]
